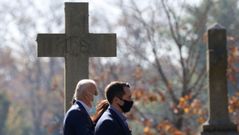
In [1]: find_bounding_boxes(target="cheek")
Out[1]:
[85,94,93,102]
[91,97,94,102]
[118,100,124,105]
[90,95,94,101]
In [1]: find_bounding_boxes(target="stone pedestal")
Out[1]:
[201,24,239,135]
[202,122,238,135]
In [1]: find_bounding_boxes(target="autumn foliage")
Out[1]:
[1,0,239,135]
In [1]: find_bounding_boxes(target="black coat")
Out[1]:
[63,100,94,135]
[94,107,132,135]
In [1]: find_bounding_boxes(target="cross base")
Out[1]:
[201,123,238,135]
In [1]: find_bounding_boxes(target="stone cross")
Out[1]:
[36,2,116,112]
[201,24,238,135]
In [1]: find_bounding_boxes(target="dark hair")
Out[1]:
[105,81,130,104]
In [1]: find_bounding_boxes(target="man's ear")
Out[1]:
[113,97,123,105]
[112,97,117,104]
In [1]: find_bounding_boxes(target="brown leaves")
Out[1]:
[227,37,239,85]
[197,117,207,124]
[156,120,185,135]
[131,91,239,135]
[132,88,165,103]
[142,119,185,135]
[228,92,239,113]
[178,95,191,111]
[144,126,154,135]
[176,95,207,117]
[143,119,154,135]
[169,95,208,125]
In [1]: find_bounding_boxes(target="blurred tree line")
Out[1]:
[0,0,239,135]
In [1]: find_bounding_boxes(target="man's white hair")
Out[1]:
[73,79,96,100]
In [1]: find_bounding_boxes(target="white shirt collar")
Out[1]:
[78,100,91,114]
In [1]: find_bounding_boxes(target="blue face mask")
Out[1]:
[88,106,96,116]
[89,95,99,115]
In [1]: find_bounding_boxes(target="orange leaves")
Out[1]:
[176,95,192,114]
[176,95,206,115]
[156,120,185,135]
[143,119,153,127]
[227,37,239,85]
[178,95,191,110]
[144,126,154,135]
[230,46,239,57]
[228,93,239,113]
[228,46,239,67]
[197,117,207,124]
[142,119,185,135]
[132,88,165,103]
[190,99,204,115]
[143,119,154,135]
[132,88,145,101]
[148,93,158,102]
[227,38,239,127]
[175,95,207,124]
[228,92,239,125]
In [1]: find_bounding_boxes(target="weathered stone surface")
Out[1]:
[36,2,116,112]
[201,24,238,135]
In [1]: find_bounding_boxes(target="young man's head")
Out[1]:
[73,79,98,107]
[105,81,133,113]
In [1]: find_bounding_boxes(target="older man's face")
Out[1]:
[85,84,97,107]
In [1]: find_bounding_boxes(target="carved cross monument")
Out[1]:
[36,3,116,112]
[201,24,238,135]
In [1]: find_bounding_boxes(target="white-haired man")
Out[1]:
[63,79,98,135]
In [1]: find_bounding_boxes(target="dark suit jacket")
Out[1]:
[94,107,132,135]
[63,100,94,135]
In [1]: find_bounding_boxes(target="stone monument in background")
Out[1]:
[201,24,238,135]
[36,2,117,112]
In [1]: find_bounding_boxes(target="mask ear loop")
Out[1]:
[116,96,125,108]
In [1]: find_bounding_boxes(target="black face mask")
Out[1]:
[119,99,134,113]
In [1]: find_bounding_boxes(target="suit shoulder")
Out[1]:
[65,107,84,119]
[95,110,115,127]
[100,110,114,120]
[95,119,114,132]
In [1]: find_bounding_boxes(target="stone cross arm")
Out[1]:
[37,34,66,57]
[37,33,116,57]
[87,34,116,57]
